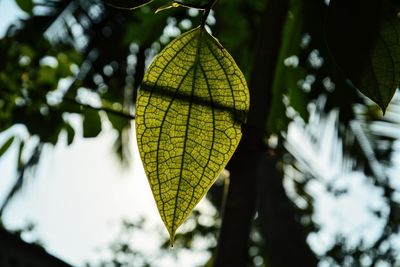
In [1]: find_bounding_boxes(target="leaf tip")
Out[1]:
[376,100,389,116]
[381,107,386,115]
[169,234,175,248]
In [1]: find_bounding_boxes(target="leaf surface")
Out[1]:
[136,27,249,243]
[102,0,152,9]
[326,0,400,112]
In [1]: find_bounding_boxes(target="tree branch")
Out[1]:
[62,96,135,120]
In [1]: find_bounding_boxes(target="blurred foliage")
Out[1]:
[0,33,81,144]
[87,192,268,267]
[1,0,400,266]
[0,0,205,211]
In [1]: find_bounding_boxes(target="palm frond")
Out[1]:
[284,91,400,265]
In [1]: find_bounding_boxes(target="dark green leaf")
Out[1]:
[326,0,400,113]
[107,113,129,132]
[0,136,15,157]
[64,123,75,145]
[83,109,102,138]
[289,84,309,122]
[17,141,25,171]
[15,0,34,14]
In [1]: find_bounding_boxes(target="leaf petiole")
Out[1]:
[156,1,208,14]
[201,0,218,28]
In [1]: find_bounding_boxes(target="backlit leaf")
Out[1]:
[102,0,152,9]
[135,27,249,243]
[326,0,400,113]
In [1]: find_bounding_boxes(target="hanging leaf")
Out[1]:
[102,0,152,9]
[136,27,249,243]
[326,0,400,113]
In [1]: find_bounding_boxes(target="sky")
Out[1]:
[0,0,24,36]
[0,1,396,266]
[0,123,210,266]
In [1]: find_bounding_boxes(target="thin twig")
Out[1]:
[201,0,218,28]
[62,96,135,120]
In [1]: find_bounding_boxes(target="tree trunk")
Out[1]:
[256,151,318,267]
[213,0,317,266]
[213,126,263,267]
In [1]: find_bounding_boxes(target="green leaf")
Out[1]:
[107,113,129,132]
[135,27,249,243]
[101,0,152,9]
[0,136,15,157]
[326,0,400,113]
[17,141,25,171]
[83,109,102,138]
[155,2,181,14]
[15,0,34,14]
[64,123,75,145]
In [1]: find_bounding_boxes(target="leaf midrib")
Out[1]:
[181,36,219,219]
[152,32,199,223]
[171,29,204,236]
[183,63,216,208]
